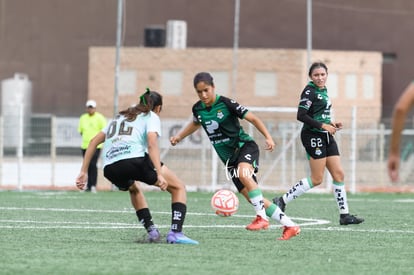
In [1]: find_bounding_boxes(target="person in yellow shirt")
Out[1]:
[78,100,107,192]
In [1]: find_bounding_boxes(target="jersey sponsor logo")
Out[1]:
[106,144,132,159]
[205,120,219,134]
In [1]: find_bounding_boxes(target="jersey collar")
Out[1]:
[308,81,327,93]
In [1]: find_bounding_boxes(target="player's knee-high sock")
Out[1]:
[136,208,155,232]
[248,189,268,220]
[282,177,313,204]
[171,202,186,232]
[333,181,349,214]
[265,204,295,227]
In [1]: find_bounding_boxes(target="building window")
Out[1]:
[383,52,396,64]
[345,74,357,99]
[363,74,374,99]
[119,70,136,95]
[255,72,277,96]
[210,71,229,95]
[327,73,338,98]
[161,70,183,95]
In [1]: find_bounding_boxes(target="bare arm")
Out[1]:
[388,82,414,182]
[147,131,168,191]
[170,121,201,146]
[244,112,275,151]
[75,132,105,189]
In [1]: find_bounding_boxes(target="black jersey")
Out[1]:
[297,81,332,133]
[192,95,253,164]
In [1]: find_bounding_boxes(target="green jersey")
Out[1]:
[192,95,253,164]
[297,81,332,133]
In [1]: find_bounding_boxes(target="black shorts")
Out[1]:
[103,154,159,191]
[227,141,260,192]
[301,128,340,159]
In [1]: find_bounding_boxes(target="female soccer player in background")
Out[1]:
[76,90,198,244]
[170,72,300,240]
[272,62,364,226]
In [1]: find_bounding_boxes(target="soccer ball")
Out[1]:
[211,189,239,217]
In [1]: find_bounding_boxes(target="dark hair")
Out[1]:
[308,62,328,77]
[193,72,214,88]
[119,89,162,120]
[149,91,163,110]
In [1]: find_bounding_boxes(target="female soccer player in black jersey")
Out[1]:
[272,62,364,226]
[170,72,300,240]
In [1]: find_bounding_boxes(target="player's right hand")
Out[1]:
[170,136,180,146]
[387,154,400,183]
[75,172,87,190]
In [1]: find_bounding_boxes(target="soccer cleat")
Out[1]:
[277,226,301,240]
[339,214,364,225]
[147,228,161,243]
[272,196,286,212]
[166,231,199,245]
[245,215,269,231]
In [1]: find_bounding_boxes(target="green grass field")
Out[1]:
[0,190,413,275]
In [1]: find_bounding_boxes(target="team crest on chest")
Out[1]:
[216,110,224,119]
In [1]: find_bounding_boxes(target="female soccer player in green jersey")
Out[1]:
[272,62,364,226]
[170,72,300,240]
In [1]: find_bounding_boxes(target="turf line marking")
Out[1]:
[0,221,414,234]
[2,206,413,234]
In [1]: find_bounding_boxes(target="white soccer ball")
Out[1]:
[211,189,239,217]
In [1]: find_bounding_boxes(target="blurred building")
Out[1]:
[0,0,412,121]
[89,47,382,126]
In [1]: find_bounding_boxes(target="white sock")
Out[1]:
[282,177,312,204]
[248,189,268,220]
[333,181,349,214]
[266,204,295,227]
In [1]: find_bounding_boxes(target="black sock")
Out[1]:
[171,202,186,232]
[136,208,155,232]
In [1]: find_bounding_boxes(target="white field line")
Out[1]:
[1,206,414,234]
[0,206,328,228]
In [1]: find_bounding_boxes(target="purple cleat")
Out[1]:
[166,230,199,245]
[147,228,161,242]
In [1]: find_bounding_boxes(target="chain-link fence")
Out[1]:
[1,107,413,193]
